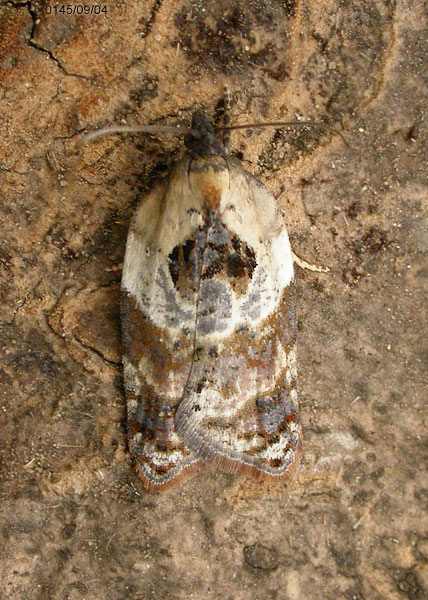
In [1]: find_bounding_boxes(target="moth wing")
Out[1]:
[176,164,301,477]
[121,161,203,489]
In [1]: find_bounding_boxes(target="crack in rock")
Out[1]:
[13,1,93,81]
[46,286,121,371]
[139,0,164,39]
[73,334,121,368]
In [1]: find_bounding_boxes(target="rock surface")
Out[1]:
[0,1,427,599]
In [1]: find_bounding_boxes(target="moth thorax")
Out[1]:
[188,156,229,211]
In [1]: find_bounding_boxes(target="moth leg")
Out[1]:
[292,250,330,273]
[222,85,232,153]
[214,85,232,154]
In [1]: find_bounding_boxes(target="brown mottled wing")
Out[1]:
[175,168,301,477]
[121,164,202,489]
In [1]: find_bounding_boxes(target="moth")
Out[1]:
[84,102,324,490]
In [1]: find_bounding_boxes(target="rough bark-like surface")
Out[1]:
[0,1,427,598]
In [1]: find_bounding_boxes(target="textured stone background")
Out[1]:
[0,1,427,598]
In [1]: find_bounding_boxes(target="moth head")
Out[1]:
[184,111,224,158]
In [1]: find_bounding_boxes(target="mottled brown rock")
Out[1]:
[0,0,427,599]
[244,542,280,571]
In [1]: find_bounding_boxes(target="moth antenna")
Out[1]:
[79,124,189,144]
[219,120,349,146]
[219,120,322,131]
